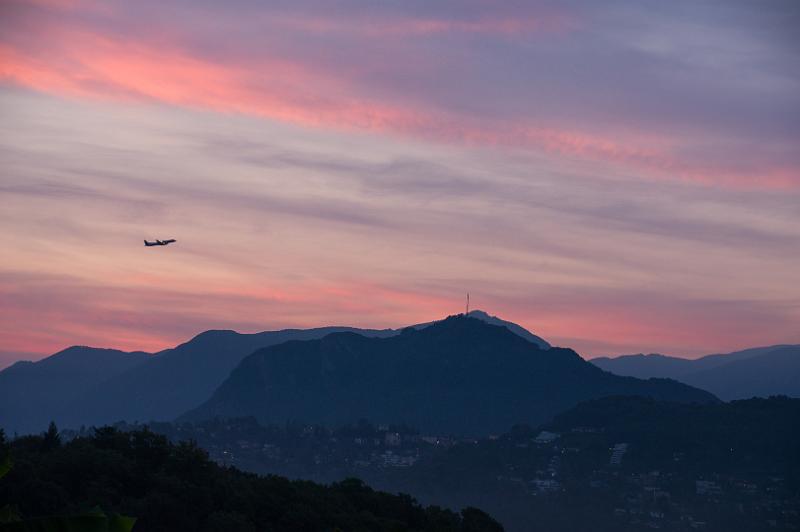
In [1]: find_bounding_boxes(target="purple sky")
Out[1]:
[1,0,799,367]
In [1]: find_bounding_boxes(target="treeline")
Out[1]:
[540,395,800,478]
[0,425,503,532]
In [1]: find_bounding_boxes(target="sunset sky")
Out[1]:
[1,0,799,367]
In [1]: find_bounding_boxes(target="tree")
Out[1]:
[41,421,61,451]
[0,426,503,532]
[461,507,504,532]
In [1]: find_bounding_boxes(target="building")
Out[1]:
[610,443,628,466]
[534,431,560,444]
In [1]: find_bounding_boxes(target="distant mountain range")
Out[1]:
[12,310,793,436]
[0,310,543,434]
[0,346,149,436]
[2,327,394,435]
[591,344,800,400]
[181,315,716,436]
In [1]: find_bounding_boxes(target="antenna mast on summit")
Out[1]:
[466,293,470,316]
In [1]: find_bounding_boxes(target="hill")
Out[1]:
[183,315,717,436]
[0,347,149,435]
[395,395,800,531]
[591,345,800,400]
[0,310,549,435]
[128,397,800,532]
[680,346,800,400]
[0,426,503,532]
[56,327,397,431]
[424,310,550,349]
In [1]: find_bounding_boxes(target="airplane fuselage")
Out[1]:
[144,239,176,246]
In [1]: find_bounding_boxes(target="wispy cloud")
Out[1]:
[1,0,797,188]
[1,2,799,364]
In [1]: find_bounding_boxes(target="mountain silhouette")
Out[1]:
[55,327,397,431]
[0,347,149,435]
[182,315,717,435]
[0,310,550,434]
[591,344,800,400]
[458,310,550,349]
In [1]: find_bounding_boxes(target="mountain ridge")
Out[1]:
[1,310,551,434]
[0,346,150,435]
[591,344,800,400]
[182,315,717,436]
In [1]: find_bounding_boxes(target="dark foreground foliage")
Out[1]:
[0,426,503,532]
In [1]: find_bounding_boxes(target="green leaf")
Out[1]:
[108,514,136,532]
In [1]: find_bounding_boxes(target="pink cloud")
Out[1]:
[0,35,716,184]
[0,270,455,361]
[491,289,800,359]
[2,3,796,189]
[4,265,798,364]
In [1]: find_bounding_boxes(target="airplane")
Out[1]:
[144,239,176,247]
